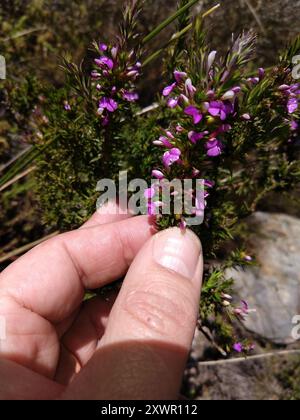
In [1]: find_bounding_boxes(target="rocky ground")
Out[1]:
[183,212,300,400]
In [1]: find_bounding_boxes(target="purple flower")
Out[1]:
[192,168,200,177]
[209,124,231,139]
[152,170,164,180]
[99,97,118,113]
[204,180,215,188]
[147,202,157,216]
[279,84,291,92]
[167,97,179,108]
[95,56,114,70]
[233,343,243,353]
[64,101,71,111]
[179,218,187,230]
[162,148,181,167]
[206,90,215,99]
[165,130,175,139]
[234,300,256,320]
[208,101,233,121]
[188,131,206,144]
[163,82,177,97]
[102,115,110,126]
[144,187,156,199]
[185,78,196,98]
[184,106,203,124]
[158,136,173,148]
[290,83,300,94]
[123,91,139,102]
[99,43,108,51]
[288,98,298,114]
[174,70,187,83]
[291,120,299,131]
[91,70,101,79]
[149,201,164,215]
[219,124,232,133]
[258,68,265,80]
[205,138,223,157]
[232,86,242,94]
[247,77,259,85]
[241,300,249,312]
[195,190,206,216]
[127,70,139,79]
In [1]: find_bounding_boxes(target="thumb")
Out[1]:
[64,228,203,400]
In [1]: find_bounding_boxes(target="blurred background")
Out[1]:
[1,1,300,92]
[1,0,300,400]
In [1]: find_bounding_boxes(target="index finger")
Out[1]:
[0,216,155,323]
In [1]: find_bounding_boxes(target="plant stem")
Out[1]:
[142,0,200,45]
[143,3,221,67]
[202,3,221,19]
[0,166,35,193]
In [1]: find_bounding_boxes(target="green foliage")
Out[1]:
[276,356,300,400]
[201,269,234,317]
[0,76,42,169]
[32,0,203,229]
[35,88,104,228]
[0,0,106,84]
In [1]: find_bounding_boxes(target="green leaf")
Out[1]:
[143,3,221,66]
[142,0,200,45]
[281,35,300,64]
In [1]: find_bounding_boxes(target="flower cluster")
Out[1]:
[279,82,300,147]
[149,61,260,228]
[279,82,300,115]
[233,299,256,321]
[90,42,141,125]
[161,69,242,158]
[221,295,256,321]
[148,56,270,232]
[149,131,213,228]
[146,41,268,354]
[290,118,300,148]
[221,295,256,354]
[233,341,255,354]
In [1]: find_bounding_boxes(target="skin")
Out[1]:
[0,207,203,400]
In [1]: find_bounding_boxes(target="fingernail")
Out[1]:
[153,228,202,279]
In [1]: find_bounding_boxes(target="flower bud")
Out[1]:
[207,51,217,70]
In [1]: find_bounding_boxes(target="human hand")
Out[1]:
[0,208,203,400]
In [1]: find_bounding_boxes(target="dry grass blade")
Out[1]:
[0,146,33,174]
[0,166,35,193]
[241,0,266,34]
[197,349,300,367]
[0,232,59,265]
[3,26,47,43]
